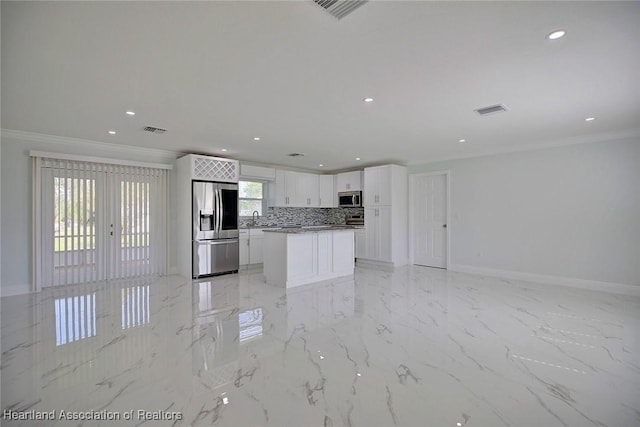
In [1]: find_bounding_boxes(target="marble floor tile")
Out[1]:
[1,266,639,426]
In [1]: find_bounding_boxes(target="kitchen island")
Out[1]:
[263,227,355,288]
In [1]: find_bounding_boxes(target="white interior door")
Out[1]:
[412,173,447,268]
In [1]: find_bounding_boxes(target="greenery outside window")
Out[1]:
[239,181,265,217]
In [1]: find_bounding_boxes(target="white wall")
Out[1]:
[408,136,640,287]
[0,130,178,295]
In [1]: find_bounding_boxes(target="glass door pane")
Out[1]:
[43,168,104,287]
[115,176,151,278]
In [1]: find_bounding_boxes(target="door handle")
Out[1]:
[443,224,447,228]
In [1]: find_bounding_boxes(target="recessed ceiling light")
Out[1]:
[363,97,374,103]
[253,137,261,141]
[585,117,596,122]
[547,30,566,40]
[319,164,324,167]
[125,111,135,116]
[355,157,361,161]
[221,148,228,152]
[459,139,466,143]
[108,130,116,135]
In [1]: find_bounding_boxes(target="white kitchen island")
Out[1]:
[263,227,355,288]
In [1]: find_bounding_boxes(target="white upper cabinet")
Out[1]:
[364,165,393,206]
[275,170,296,207]
[318,175,336,207]
[240,164,276,181]
[336,171,363,192]
[275,171,319,207]
[297,173,319,207]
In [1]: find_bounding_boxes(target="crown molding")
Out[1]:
[1,129,178,159]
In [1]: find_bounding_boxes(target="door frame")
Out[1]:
[408,170,451,269]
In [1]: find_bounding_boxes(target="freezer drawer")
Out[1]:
[193,239,239,278]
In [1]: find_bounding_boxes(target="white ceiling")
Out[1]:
[2,1,639,172]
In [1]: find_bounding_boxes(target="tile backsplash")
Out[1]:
[239,207,364,228]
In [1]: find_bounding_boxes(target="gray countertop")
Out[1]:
[262,226,359,234]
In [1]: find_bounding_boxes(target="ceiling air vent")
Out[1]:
[287,153,305,157]
[474,104,508,116]
[313,0,367,20]
[143,126,167,134]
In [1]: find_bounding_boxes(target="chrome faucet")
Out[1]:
[251,210,260,226]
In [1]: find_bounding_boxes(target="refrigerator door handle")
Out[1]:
[216,188,222,233]
[197,239,239,245]
[214,188,219,233]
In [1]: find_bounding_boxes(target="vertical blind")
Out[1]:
[34,156,169,288]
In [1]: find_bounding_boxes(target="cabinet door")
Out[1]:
[249,236,264,264]
[286,171,301,207]
[364,168,377,207]
[275,170,287,207]
[364,207,378,260]
[377,206,392,262]
[376,167,391,205]
[364,166,390,206]
[348,171,363,191]
[239,236,249,265]
[364,207,391,261]
[305,174,319,207]
[318,175,335,207]
[336,173,348,192]
[337,171,362,192]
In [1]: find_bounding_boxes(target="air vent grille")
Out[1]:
[474,104,508,116]
[143,126,167,134]
[288,153,305,157]
[313,0,367,19]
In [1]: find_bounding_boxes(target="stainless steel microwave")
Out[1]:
[338,191,362,208]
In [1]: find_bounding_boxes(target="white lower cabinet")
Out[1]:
[364,207,391,262]
[249,235,264,264]
[239,229,265,266]
[264,230,354,288]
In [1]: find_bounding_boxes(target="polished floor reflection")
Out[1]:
[2,267,639,426]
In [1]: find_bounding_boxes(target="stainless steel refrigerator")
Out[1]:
[192,181,239,278]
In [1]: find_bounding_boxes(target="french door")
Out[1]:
[36,157,168,288]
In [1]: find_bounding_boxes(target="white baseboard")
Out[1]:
[0,284,33,298]
[448,264,640,297]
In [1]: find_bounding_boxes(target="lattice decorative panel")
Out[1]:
[192,156,238,182]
